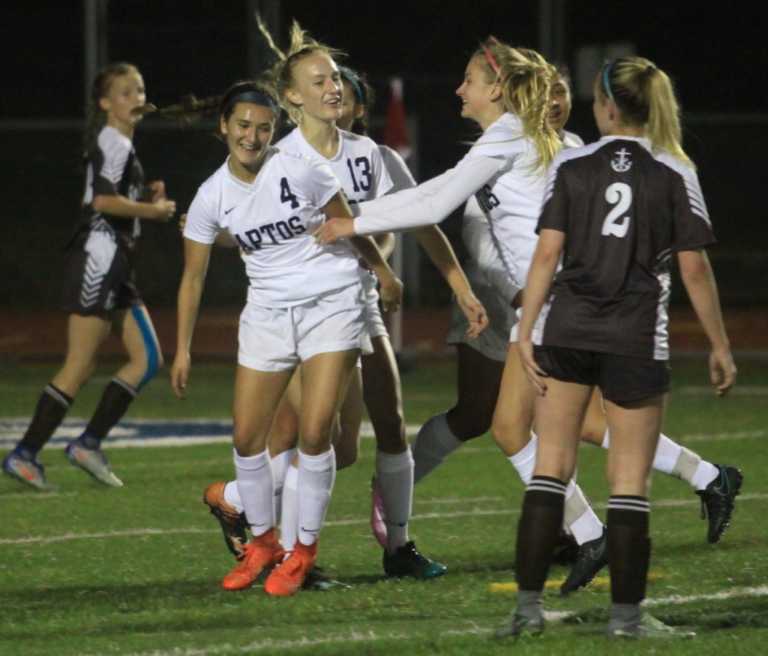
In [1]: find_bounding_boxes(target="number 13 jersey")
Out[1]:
[535,136,716,360]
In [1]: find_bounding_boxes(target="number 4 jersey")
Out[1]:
[535,135,716,360]
[184,148,361,308]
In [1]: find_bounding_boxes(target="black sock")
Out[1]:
[17,384,73,457]
[607,496,651,605]
[515,476,567,592]
[80,378,137,448]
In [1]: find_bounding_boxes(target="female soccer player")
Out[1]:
[3,62,175,490]
[506,56,736,638]
[317,39,614,592]
[204,22,485,580]
[408,59,741,583]
[173,77,405,596]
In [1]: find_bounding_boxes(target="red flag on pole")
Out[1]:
[383,77,411,159]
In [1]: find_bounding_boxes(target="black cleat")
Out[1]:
[551,531,579,566]
[383,541,447,579]
[203,482,249,559]
[697,464,743,543]
[560,530,608,595]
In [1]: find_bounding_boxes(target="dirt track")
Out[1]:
[1,306,766,361]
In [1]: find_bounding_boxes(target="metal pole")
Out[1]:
[83,0,108,113]
[83,0,98,113]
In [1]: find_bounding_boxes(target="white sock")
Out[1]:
[412,413,462,484]
[233,449,274,538]
[564,480,604,545]
[376,448,414,553]
[508,433,538,485]
[280,464,299,552]
[297,448,336,546]
[690,460,720,491]
[603,429,718,491]
[223,480,244,513]
[271,448,296,524]
[601,429,610,449]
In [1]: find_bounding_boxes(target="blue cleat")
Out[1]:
[383,541,447,579]
[2,450,53,491]
[65,439,123,487]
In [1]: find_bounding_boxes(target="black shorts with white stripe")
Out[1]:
[60,225,141,317]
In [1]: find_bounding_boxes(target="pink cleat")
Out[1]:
[370,476,387,548]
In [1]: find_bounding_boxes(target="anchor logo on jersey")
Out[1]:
[611,148,633,173]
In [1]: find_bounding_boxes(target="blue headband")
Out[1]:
[339,67,365,105]
[601,61,615,101]
[223,89,279,116]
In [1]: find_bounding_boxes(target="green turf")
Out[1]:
[0,357,766,655]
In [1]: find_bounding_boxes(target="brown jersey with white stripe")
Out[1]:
[535,136,715,360]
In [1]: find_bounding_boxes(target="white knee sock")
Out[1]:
[602,429,718,491]
[564,480,604,545]
[223,480,243,513]
[233,449,274,538]
[508,433,538,485]
[280,464,299,552]
[376,448,414,553]
[271,448,296,524]
[297,448,337,547]
[412,413,462,484]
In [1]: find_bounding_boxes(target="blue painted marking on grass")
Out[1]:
[0,418,233,449]
[0,419,397,449]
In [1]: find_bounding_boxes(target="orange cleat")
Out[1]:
[221,528,283,591]
[203,481,248,560]
[264,541,318,597]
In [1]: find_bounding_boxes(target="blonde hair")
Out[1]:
[600,56,692,166]
[474,38,560,170]
[255,15,344,124]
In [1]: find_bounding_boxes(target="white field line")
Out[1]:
[1,417,765,449]
[107,587,768,656]
[679,385,768,396]
[2,493,765,547]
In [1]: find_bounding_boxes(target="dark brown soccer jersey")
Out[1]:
[80,125,145,243]
[535,136,715,360]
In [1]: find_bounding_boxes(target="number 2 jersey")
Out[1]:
[183,148,361,308]
[535,136,716,360]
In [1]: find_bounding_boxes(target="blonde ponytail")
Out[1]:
[604,57,692,167]
[475,39,561,170]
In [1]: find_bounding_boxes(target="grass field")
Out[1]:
[1,357,767,655]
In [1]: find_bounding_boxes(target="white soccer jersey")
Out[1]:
[378,145,416,192]
[561,129,585,149]
[184,148,360,307]
[460,125,585,303]
[277,128,394,204]
[462,113,548,296]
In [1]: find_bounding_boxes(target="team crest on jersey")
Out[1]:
[611,148,632,173]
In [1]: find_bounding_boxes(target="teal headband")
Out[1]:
[339,66,366,105]
[601,61,615,101]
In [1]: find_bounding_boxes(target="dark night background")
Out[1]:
[2,1,767,310]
